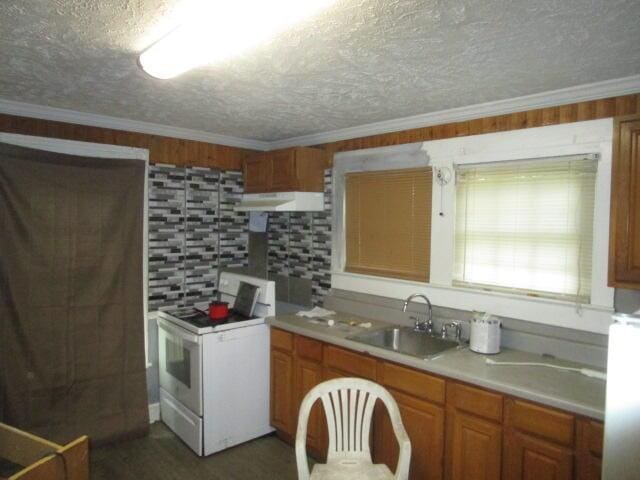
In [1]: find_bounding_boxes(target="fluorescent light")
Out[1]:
[139,0,336,79]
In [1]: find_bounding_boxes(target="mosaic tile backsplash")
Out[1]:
[148,165,248,310]
[267,169,333,307]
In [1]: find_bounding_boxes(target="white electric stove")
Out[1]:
[157,272,276,456]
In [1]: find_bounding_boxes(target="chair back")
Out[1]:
[296,377,410,479]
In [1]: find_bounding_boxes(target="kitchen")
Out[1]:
[0,1,639,480]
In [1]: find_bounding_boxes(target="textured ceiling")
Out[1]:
[0,0,639,142]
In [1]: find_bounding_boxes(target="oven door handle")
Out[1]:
[157,317,201,346]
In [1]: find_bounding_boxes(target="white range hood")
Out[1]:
[235,191,324,212]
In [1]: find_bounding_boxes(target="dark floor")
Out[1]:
[91,422,304,479]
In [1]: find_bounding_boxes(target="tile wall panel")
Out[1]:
[219,171,249,269]
[184,167,219,305]
[268,213,290,277]
[148,164,186,309]
[312,169,333,306]
[289,212,314,280]
[148,165,247,311]
[266,169,333,307]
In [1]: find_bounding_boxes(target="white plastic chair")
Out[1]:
[296,377,411,480]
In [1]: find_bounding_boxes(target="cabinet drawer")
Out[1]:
[506,399,575,446]
[324,345,377,379]
[271,328,294,352]
[447,382,503,422]
[295,335,323,362]
[379,361,445,404]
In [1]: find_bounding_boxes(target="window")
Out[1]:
[453,155,598,302]
[345,167,432,282]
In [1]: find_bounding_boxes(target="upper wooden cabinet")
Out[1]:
[242,147,327,193]
[609,113,640,288]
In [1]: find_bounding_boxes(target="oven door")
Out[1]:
[157,317,203,416]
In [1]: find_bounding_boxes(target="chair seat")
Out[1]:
[310,458,394,480]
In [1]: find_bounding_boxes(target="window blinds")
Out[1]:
[454,156,597,302]
[345,167,432,282]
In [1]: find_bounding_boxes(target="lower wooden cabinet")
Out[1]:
[294,355,324,453]
[374,388,445,480]
[324,345,377,380]
[503,430,574,480]
[446,382,503,480]
[576,419,603,480]
[448,411,502,480]
[503,399,575,480]
[376,361,446,479]
[269,329,604,480]
[270,348,294,436]
[505,399,575,448]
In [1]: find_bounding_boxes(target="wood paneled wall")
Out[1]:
[2,93,639,170]
[317,93,640,158]
[0,113,255,170]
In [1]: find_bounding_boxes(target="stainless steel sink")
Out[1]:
[348,326,459,359]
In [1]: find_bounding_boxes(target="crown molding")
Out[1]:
[269,75,640,149]
[0,98,270,151]
[2,75,639,153]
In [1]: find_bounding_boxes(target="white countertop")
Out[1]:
[267,311,606,420]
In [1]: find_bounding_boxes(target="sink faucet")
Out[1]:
[402,293,433,334]
[441,321,462,344]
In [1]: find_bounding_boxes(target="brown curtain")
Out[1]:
[0,142,149,445]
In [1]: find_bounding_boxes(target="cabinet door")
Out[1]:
[244,155,271,193]
[270,150,296,191]
[374,388,445,480]
[576,419,603,480]
[503,430,573,480]
[294,147,326,192]
[609,114,640,287]
[448,411,501,480]
[294,357,324,452]
[270,349,294,435]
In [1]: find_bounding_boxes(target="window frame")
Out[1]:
[452,154,599,303]
[331,119,614,334]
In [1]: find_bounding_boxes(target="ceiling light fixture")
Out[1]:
[139,0,336,79]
